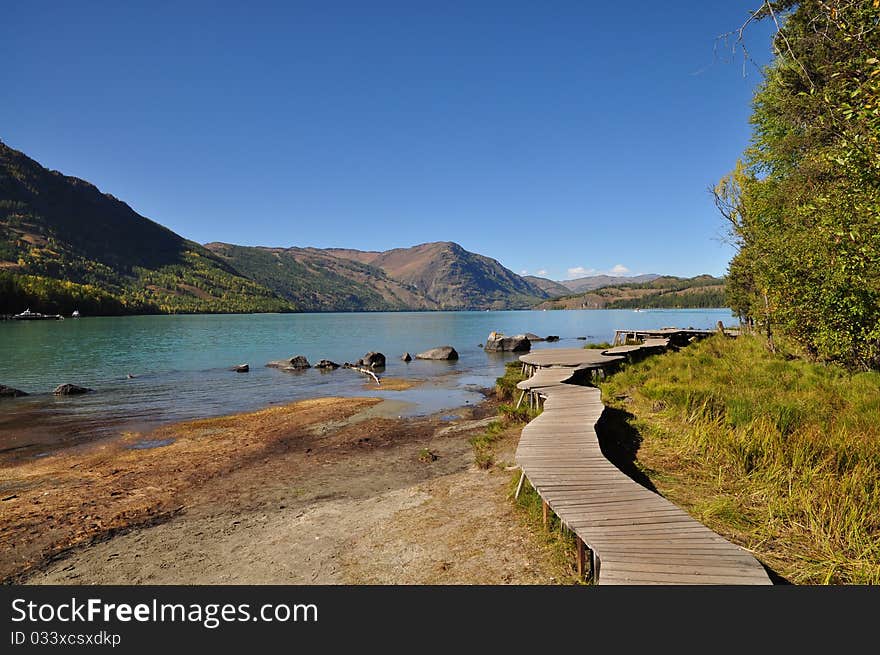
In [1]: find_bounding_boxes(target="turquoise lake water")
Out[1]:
[0,308,735,457]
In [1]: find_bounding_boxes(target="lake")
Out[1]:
[0,308,735,458]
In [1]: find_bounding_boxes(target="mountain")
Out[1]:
[0,141,548,314]
[326,242,548,310]
[535,275,726,310]
[0,140,289,315]
[558,273,661,294]
[523,276,570,297]
[205,243,437,312]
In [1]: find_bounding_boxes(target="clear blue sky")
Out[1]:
[2,1,775,280]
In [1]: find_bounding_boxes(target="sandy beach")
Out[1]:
[1,390,565,585]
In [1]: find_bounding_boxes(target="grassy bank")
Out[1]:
[508,475,587,584]
[599,334,880,584]
[470,362,536,469]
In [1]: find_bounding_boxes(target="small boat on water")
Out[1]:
[12,308,64,321]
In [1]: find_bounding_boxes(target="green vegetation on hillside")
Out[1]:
[601,335,880,584]
[0,271,127,315]
[0,142,292,314]
[717,1,880,369]
[206,243,419,312]
[535,275,726,310]
[603,275,726,309]
[1,141,551,315]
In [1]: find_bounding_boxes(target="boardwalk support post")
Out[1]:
[577,537,586,580]
[542,499,548,529]
[515,390,526,409]
[514,470,526,500]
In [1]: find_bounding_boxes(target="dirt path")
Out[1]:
[7,394,565,585]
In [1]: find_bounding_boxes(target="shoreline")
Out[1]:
[1,388,566,585]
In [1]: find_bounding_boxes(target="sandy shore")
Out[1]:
[1,391,565,584]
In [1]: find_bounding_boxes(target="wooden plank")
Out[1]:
[510,369,770,585]
[602,561,768,576]
[599,571,765,585]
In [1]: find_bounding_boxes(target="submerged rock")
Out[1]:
[53,383,91,396]
[232,364,249,373]
[0,384,27,398]
[546,335,560,342]
[484,332,531,353]
[416,346,459,360]
[357,352,386,369]
[266,355,311,370]
[315,359,340,370]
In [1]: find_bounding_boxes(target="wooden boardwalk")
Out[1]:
[514,343,771,585]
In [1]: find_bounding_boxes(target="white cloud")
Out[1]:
[536,269,548,277]
[566,264,633,279]
[567,266,596,278]
[520,269,528,275]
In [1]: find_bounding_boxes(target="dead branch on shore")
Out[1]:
[342,363,381,386]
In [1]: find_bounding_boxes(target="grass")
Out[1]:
[470,361,540,469]
[583,341,614,349]
[470,362,540,469]
[599,334,880,584]
[494,361,528,402]
[508,474,589,584]
[418,447,438,463]
[470,419,509,469]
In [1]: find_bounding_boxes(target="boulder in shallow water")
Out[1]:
[357,352,386,369]
[53,383,91,396]
[415,346,459,360]
[546,335,560,342]
[315,359,340,370]
[401,353,412,362]
[266,356,311,370]
[0,384,27,398]
[484,333,531,353]
[232,364,249,373]
[524,332,546,342]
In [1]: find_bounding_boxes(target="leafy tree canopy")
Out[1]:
[718,0,880,369]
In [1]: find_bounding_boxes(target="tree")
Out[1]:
[720,0,880,369]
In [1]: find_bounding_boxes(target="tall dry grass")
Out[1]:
[601,334,880,584]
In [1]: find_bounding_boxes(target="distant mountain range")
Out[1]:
[534,275,726,310]
[206,241,548,311]
[0,140,725,315]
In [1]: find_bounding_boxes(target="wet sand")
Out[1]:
[1,392,565,585]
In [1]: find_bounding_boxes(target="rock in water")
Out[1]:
[546,335,560,342]
[415,346,459,360]
[401,353,412,362]
[53,383,91,395]
[358,352,386,369]
[484,333,531,352]
[232,364,249,372]
[266,356,311,370]
[0,385,27,398]
[315,359,340,370]
[288,355,311,369]
[524,332,546,342]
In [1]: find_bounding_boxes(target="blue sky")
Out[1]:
[2,1,776,280]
